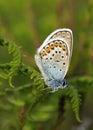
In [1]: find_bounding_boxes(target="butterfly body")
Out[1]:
[35,28,73,92]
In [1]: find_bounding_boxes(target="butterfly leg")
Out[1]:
[50,87,59,93]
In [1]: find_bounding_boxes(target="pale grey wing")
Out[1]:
[58,29,73,60]
[35,54,48,80]
[39,38,70,80]
[42,28,73,60]
[35,29,73,84]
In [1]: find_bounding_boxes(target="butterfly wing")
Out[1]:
[38,28,73,60]
[35,28,73,89]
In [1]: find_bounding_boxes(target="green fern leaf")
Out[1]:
[0,37,21,87]
[65,85,82,122]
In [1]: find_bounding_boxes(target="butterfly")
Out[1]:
[35,28,73,92]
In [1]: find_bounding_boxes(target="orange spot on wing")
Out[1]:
[54,42,60,47]
[59,43,62,47]
[50,45,54,49]
[40,51,46,58]
[62,45,67,51]
[53,42,67,51]
[45,47,50,53]
[39,42,67,58]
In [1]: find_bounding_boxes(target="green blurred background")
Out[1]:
[0,0,93,130]
[0,0,92,76]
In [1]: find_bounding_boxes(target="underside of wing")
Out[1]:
[37,38,69,80]
[38,28,73,59]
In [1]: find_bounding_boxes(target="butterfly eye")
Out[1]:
[62,79,67,87]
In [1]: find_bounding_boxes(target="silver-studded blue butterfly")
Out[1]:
[35,28,73,92]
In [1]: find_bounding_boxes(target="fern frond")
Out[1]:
[65,85,82,122]
[70,76,93,90]
[0,36,49,111]
[0,63,10,79]
[0,37,21,87]
[14,63,49,111]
